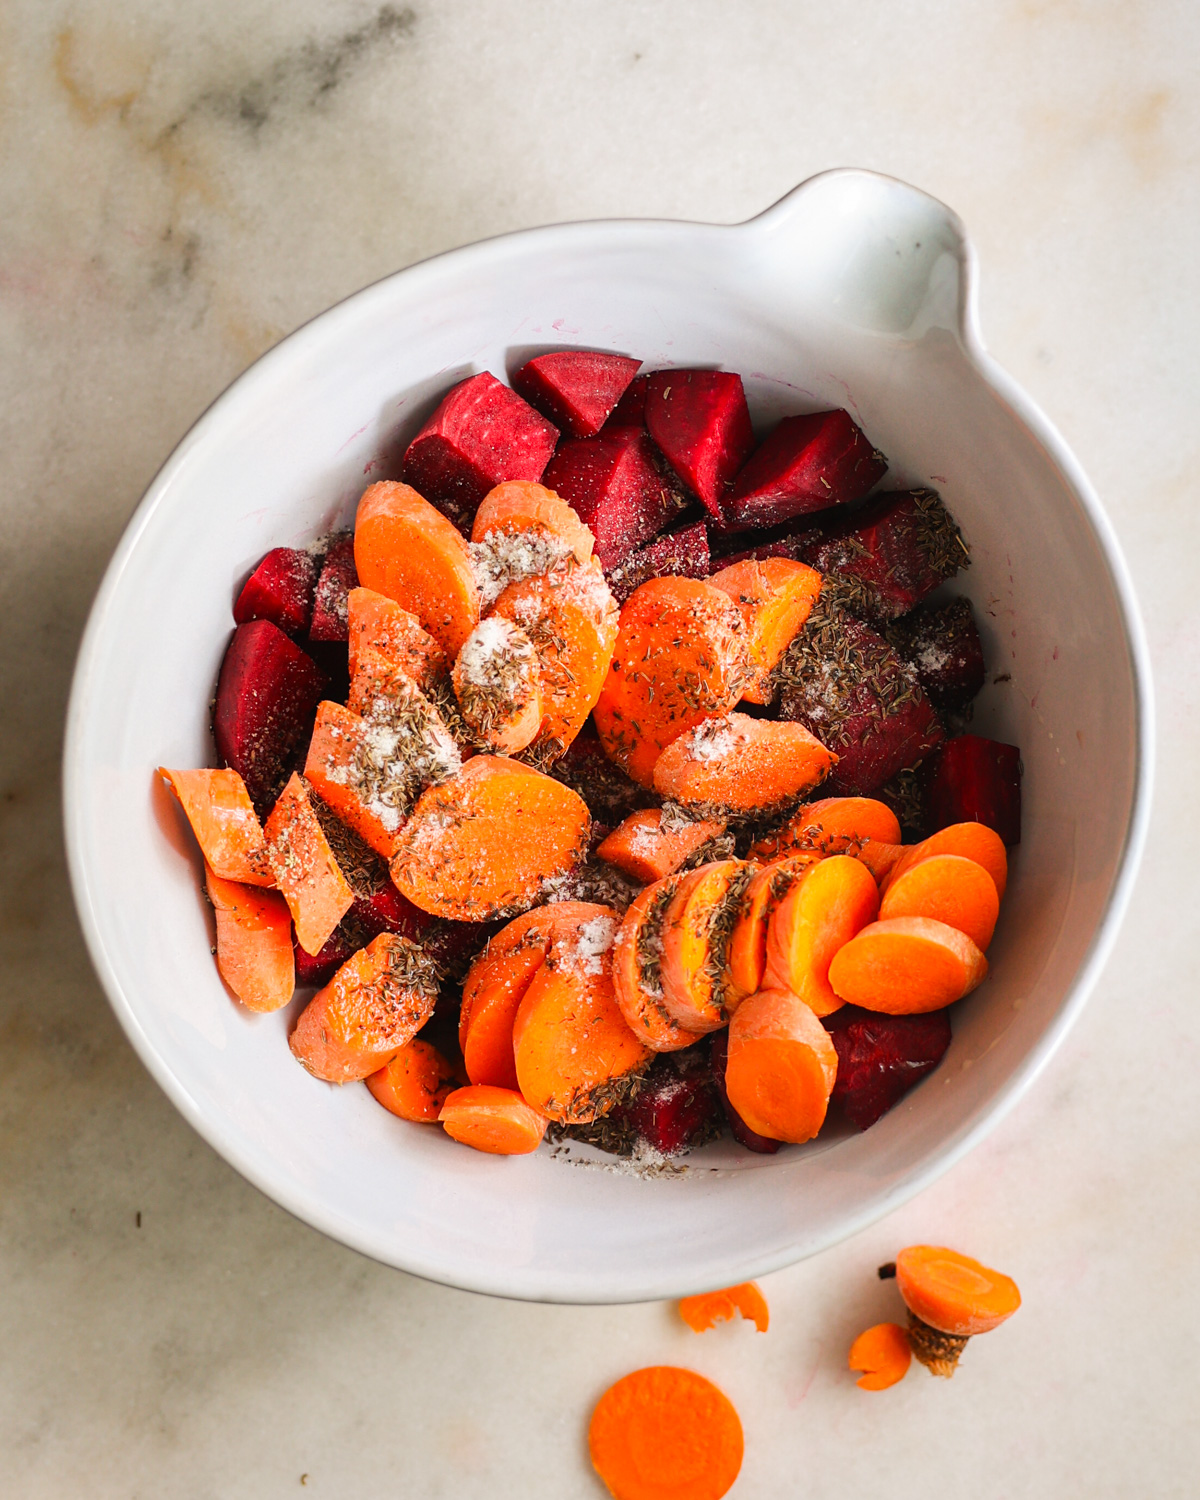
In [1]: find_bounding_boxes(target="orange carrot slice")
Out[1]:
[679,1282,769,1333]
[725,986,838,1143]
[303,701,408,858]
[849,1323,912,1390]
[389,756,591,921]
[659,860,752,1033]
[589,1366,744,1500]
[353,481,480,657]
[204,865,294,1012]
[883,821,1008,899]
[471,480,594,564]
[829,916,988,1014]
[264,773,355,956]
[452,616,543,755]
[366,1038,464,1121]
[651,712,836,815]
[346,586,445,685]
[762,854,880,1017]
[594,577,750,788]
[159,767,274,885]
[896,1244,1021,1336]
[725,853,819,1008]
[708,557,822,703]
[596,807,726,884]
[439,1084,549,1154]
[879,852,1000,951]
[289,932,439,1082]
[750,796,902,862]
[611,877,708,1053]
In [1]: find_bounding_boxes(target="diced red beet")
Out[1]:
[419,916,503,982]
[547,726,658,823]
[512,351,642,438]
[888,597,985,711]
[823,1006,952,1130]
[607,520,711,604]
[308,534,358,642]
[233,548,318,636]
[603,373,649,430]
[723,410,887,528]
[542,428,688,568]
[803,489,968,623]
[644,370,754,517]
[402,372,559,529]
[710,1030,780,1154]
[925,734,1022,845]
[293,925,359,989]
[608,1051,721,1157]
[353,880,428,941]
[213,620,328,817]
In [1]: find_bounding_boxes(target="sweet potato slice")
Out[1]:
[541,428,688,569]
[452,616,543,755]
[763,854,880,1017]
[707,557,823,703]
[611,876,708,1054]
[725,987,839,1143]
[205,865,294,1013]
[828,916,988,1014]
[652,712,836,817]
[879,852,1000,952]
[596,807,727,884]
[159,767,274,886]
[659,859,752,1033]
[725,854,819,1008]
[346,586,445,686]
[511,351,641,438]
[264,773,355,956]
[366,1038,464,1122]
[750,796,902,862]
[644,369,754,516]
[724,409,887,528]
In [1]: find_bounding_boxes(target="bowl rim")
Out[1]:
[62,168,1155,1302]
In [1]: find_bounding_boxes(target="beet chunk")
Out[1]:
[213,620,328,817]
[233,548,318,636]
[610,1050,721,1157]
[607,520,711,604]
[710,1030,780,1154]
[804,489,968,623]
[925,734,1022,845]
[402,371,559,528]
[603,373,649,430]
[724,410,887,528]
[512,351,641,438]
[543,428,688,568]
[308,534,358,642]
[888,597,985,711]
[824,1006,952,1130]
[644,370,754,517]
[293,925,359,988]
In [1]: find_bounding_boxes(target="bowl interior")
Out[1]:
[66,172,1148,1302]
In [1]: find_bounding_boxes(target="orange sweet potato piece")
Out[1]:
[353,481,480,657]
[708,557,822,703]
[204,865,294,1012]
[750,796,902,861]
[659,859,752,1033]
[439,1085,549,1154]
[366,1038,464,1121]
[471,480,595,564]
[611,876,708,1053]
[882,821,1008,900]
[596,807,726,884]
[159,767,274,885]
[879,852,1000,951]
[679,1282,770,1334]
[594,577,750,787]
[724,986,839,1143]
[762,854,880,1017]
[828,916,988,1014]
[346,586,445,685]
[452,616,543,755]
[651,712,836,816]
[264,773,355,955]
[724,853,819,1008]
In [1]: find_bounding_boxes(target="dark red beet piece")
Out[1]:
[925,734,1022,845]
[603,373,649,430]
[604,1050,720,1157]
[294,925,359,988]
[542,428,688,568]
[308,534,358,642]
[402,371,559,529]
[233,548,318,636]
[213,620,328,818]
[710,1030,781,1154]
[353,880,427,941]
[888,597,985,711]
[512,351,641,438]
[723,410,887,528]
[803,488,968,623]
[644,370,754,517]
[607,520,711,604]
[823,1006,952,1130]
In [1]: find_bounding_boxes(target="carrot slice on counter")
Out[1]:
[849,1323,912,1390]
[204,865,294,1012]
[289,932,440,1082]
[828,916,988,1014]
[594,577,750,788]
[439,1085,549,1154]
[651,712,836,816]
[264,773,355,956]
[471,480,595,564]
[725,986,838,1143]
[389,756,591,921]
[589,1366,743,1500]
[596,807,726,884]
[750,796,902,861]
[679,1282,769,1333]
[346,586,445,685]
[611,876,707,1053]
[882,820,1008,899]
[879,852,1000,951]
[762,853,879,1017]
[724,853,819,1008]
[452,616,544,755]
[366,1038,464,1121]
[159,767,274,885]
[659,859,752,1033]
[707,556,822,703]
[353,481,480,657]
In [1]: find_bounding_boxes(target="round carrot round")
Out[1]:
[751,796,902,861]
[589,1366,743,1500]
[452,615,544,755]
[883,820,1008,899]
[848,1322,912,1390]
[438,1085,548,1155]
[724,854,817,1008]
[828,915,988,1014]
[597,808,726,885]
[659,859,750,1033]
[724,987,838,1143]
[879,852,1000,951]
[472,481,594,562]
[896,1245,1021,1337]
[611,877,707,1053]
[679,1282,769,1333]
[762,854,880,1017]
[367,1039,463,1122]
[651,712,836,816]
[707,556,823,703]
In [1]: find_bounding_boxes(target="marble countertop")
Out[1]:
[3,2,1197,1495]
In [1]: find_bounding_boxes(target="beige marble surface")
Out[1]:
[2,2,1198,1495]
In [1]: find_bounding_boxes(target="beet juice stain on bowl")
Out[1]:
[65,169,1152,1303]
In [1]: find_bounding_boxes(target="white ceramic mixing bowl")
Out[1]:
[64,169,1152,1303]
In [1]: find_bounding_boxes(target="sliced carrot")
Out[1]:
[471,480,595,564]
[679,1282,769,1333]
[596,807,726,884]
[849,839,906,884]
[708,557,822,703]
[491,558,618,763]
[594,577,750,788]
[724,986,838,1143]
[264,773,354,956]
[346,585,445,685]
[659,860,752,1033]
[366,1037,464,1121]
[849,1323,912,1390]
[389,756,591,921]
[896,1244,1021,1337]
[828,916,988,1014]
[880,852,1000,951]
[204,865,294,1012]
[159,767,274,885]
[725,853,819,1008]
[452,616,543,755]
[589,1367,743,1500]
[883,820,1008,900]
[750,796,902,862]
[353,481,480,657]
[303,701,408,858]
[652,712,836,816]
[439,1084,549,1155]
[611,876,707,1053]
[289,932,440,1082]
[762,854,880,1017]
